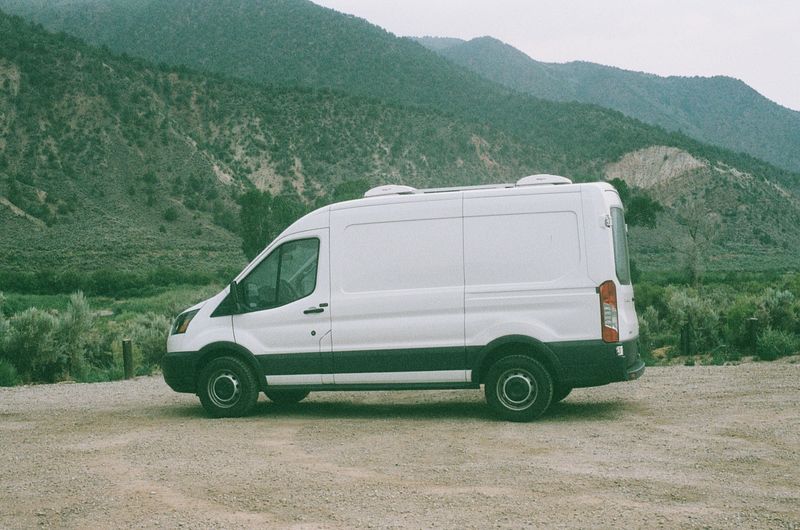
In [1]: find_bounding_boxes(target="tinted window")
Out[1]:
[240,238,319,311]
[611,208,631,285]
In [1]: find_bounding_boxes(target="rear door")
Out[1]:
[608,201,639,342]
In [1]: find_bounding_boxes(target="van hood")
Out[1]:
[182,300,206,314]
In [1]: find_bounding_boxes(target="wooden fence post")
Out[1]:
[746,318,759,354]
[122,339,134,380]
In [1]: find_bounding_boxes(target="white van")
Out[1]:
[164,175,644,421]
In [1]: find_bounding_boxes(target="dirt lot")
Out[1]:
[1,361,799,529]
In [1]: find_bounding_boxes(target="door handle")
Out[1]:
[303,307,325,314]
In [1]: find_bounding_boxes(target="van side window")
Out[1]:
[240,238,320,311]
[611,208,631,285]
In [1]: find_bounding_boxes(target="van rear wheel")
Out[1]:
[265,388,310,404]
[485,356,553,421]
[198,356,259,418]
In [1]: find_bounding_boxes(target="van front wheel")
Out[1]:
[485,356,553,421]
[198,356,259,418]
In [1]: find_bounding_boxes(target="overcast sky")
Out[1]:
[312,0,800,112]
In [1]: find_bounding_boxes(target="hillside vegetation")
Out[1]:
[0,3,799,282]
[416,36,800,173]
[0,10,568,277]
[1,0,797,190]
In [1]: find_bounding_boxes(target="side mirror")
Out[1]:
[229,280,242,314]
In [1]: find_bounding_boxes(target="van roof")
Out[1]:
[363,174,573,198]
[322,177,620,215]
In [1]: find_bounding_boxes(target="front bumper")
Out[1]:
[162,350,201,393]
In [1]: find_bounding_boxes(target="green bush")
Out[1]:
[633,282,667,315]
[2,308,62,382]
[756,328,799,361]
[755,289,799,334]
[0,358,19,386]
[163,206,179,222]
[124,312,171,368]
[0,292,8,335]
[723,294,759,349]
[55,292,92,377]
[637,305,668,364]
[665,287,720,356]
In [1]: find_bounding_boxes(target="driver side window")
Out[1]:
[240,238,319,312]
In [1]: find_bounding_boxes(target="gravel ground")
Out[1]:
[1,360,799,529]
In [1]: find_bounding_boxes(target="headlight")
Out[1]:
[171,309,199,335]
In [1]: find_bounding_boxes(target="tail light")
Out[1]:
[599,280,619,343]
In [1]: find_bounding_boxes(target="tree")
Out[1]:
[608,178,663,228]
[163,206,179,222]
[238,190,305,260]
[670,200,720,287]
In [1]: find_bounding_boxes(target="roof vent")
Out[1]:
[516,174,572,187]
[364,185,417,198]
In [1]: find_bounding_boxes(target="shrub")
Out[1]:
[723,294,759,349]
[756,328,799,361]
[0,292,8,334]
[124,312,171,369]
[55,292,92,378]
[708,344,738,366]
[637,306,668,364]
[633,282,667,315]
[163,206,179,222]
[0,358,19,387]
[665,287,719,356]
[2,308,61,382]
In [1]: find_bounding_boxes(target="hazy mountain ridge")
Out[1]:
[1,0,796,193]
[1,4,799,276]
[0,10,589,274]
[418,36,800,173]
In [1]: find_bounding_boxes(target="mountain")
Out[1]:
[0,0,796,192]
[0,10,600,277]
[0,0,503,109]
[605,146,800,272]
[415,36,800,174]
[1,6,799,281]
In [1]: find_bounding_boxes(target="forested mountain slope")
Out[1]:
[416,36,800,173]
[0,11,599,275]
[1,0,796,189]
[1,8,798,279]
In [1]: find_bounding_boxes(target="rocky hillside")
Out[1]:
[1,8,798,280]
[0,11,594,276]
[605,146,800,271]
[1,0,796,191]
[417,36,800,174]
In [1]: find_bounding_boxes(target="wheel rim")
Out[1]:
[207,369,241,409]
[496,368,538,411]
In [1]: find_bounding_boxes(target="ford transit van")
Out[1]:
[163,175,644,421]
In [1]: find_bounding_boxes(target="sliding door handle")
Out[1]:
[303,307,324,314]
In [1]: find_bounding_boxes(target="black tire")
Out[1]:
[485,355,553,421]
[552,383,573,404]
[265,388,310,405]
[198,356,259,418]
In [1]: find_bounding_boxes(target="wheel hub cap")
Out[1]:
[497,369,538,411]
[208,371,241,408]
